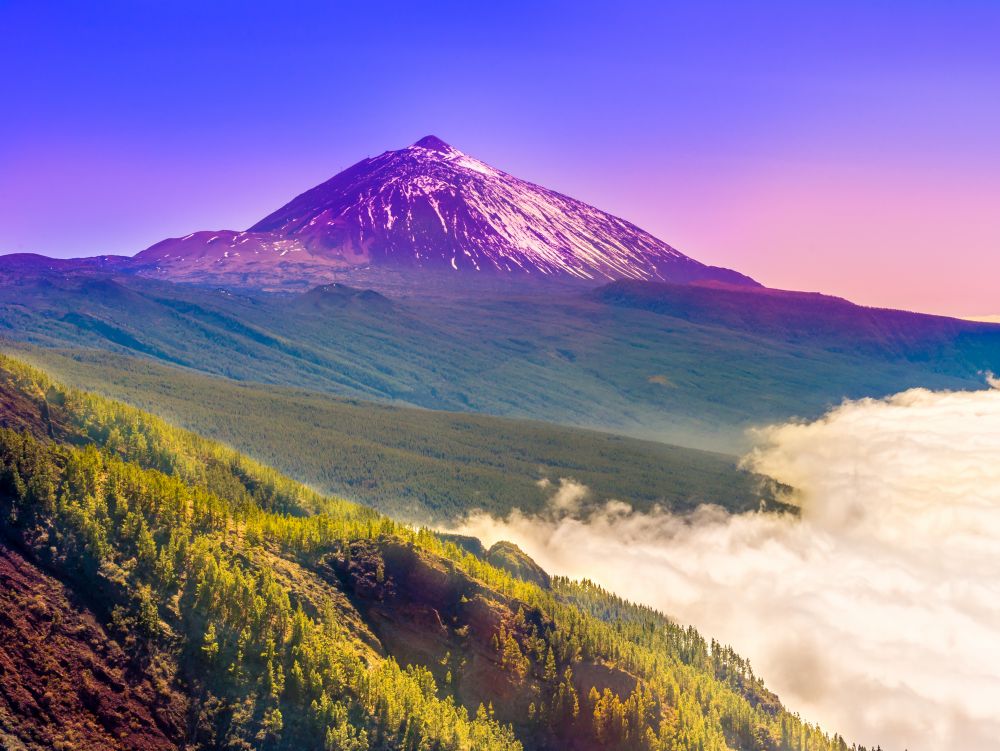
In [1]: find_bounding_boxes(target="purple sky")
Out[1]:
[2,1,998,316]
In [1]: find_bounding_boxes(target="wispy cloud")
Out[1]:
[451,383,1000,751]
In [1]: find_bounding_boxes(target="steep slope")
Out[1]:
[128,136,756,289]
[0,354,872,751]
[0,545,186,751]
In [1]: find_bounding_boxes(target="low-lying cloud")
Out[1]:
[452,385,1000,750]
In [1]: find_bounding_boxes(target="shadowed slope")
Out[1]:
[3,271,1000,452]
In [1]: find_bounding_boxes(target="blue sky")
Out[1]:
[2,1,998,313]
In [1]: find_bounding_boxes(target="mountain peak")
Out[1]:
[411,135,454,153]
[135,136,759,289]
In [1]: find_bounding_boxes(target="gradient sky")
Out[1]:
[2,1,998,316]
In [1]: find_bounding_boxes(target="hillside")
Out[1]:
[0,354,873,750]
[2,271,998,452]
[594,280,1000,358]
[0,544,186,751]
[16,346,777,522]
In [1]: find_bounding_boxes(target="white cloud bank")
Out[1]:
[452,385,1000,750]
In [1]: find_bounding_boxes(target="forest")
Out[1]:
[16,346,780,521]
[3,268,994,454]
[0,353,880,750]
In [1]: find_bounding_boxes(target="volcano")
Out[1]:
[129,136,757,289]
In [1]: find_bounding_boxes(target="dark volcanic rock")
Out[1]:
[0,545,185,751]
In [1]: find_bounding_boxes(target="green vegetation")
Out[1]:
[3,272,997,452]
[0,353,880,750]
[485,541,552,589]
[16,346,777,521]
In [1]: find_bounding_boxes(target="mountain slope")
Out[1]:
[594,279,1000,358]
[128,136,756,289]
[3,272,999,452]
[0,544,186,751]
[0,354,868,750]
[15,346,778,522]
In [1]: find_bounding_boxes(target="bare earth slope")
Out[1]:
[0,544,186,751]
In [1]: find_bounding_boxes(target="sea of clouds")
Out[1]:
[451,382,1000,750]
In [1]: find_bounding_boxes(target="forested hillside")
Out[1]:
[0,354,875,750]
[3,270,998,451]
[16,346,777,521]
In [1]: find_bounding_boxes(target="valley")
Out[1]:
[2,270,997,455]
[12,346,776,522]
